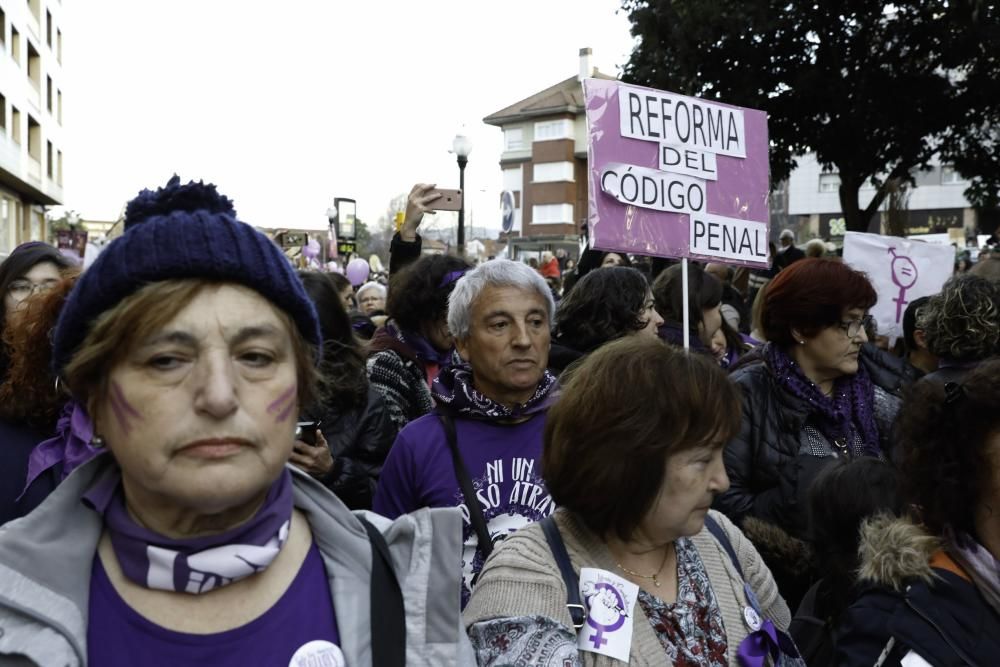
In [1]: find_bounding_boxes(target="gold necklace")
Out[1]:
[615,546,671,587]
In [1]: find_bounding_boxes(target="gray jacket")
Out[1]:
[0,455,473,666]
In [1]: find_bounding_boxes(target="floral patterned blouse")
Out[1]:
[638,536,728,666]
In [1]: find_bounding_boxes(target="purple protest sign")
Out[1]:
[584,79,771,267]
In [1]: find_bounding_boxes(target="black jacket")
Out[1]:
[304,386,395,511]
[0,419,59,525]
[837,515,1000,666]
[715,343,906,539]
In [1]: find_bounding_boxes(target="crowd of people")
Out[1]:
[0,176,998,666]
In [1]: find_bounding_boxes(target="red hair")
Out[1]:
[763,258,877,347]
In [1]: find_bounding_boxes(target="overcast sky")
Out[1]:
[58,1,636,232]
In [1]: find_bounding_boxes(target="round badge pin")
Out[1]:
[743,606,762,632]
[289,640,345,667]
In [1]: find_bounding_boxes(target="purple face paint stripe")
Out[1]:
[111,381,142,418]
[107,393,132,435]
[267,385,296,414]
[275,399,296,424]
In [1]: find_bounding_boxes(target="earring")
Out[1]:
[799,340,806,345]
[91,435,105,449]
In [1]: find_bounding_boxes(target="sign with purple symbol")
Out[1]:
[583,79,771,268]
[843,232,955,340]
[577,567,638,662]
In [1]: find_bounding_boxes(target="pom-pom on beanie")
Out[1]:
[52,176,321,374]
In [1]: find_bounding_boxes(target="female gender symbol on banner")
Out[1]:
[585,582,628,648]
[888,247,919,323]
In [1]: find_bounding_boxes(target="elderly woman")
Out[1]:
[652,262,724,352]
[464,337,799,666]
[0,241,74,380]
[548,266,663,374]
[919,273,1000,385]
[367,253,471,434]
[0,177,470,666]
[356,281,387,317]
[715,259,903,608]
[836,360,1000,665]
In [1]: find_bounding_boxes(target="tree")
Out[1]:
[621,0,1000,232]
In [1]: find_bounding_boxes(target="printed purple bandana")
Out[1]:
[83,466,293,594]
[386,322,455,368]
[20,401,102,500]
[432,363,558,420]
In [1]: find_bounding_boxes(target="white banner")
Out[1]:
[842,232,954,340]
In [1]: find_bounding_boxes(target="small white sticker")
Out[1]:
[577,567,639,663]
[289,640,345,667]
[900,651,934,667]
[743,606,762,632]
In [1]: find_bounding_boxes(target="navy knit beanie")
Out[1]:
[52,176,321,374]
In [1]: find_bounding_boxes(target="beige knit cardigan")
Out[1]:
[464,509,791,666]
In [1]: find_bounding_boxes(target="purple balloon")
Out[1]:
[346,258,370,286]
[302,238,321,260]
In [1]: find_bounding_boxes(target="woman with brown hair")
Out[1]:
[464,337,799,665]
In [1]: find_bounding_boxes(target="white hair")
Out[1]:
[447,259,555,340]
[356,281,387,300]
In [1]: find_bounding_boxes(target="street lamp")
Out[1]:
[452,132,473,257]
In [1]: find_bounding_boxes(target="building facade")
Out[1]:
[0,0,64,256]
[784,152,983,242]
[483,48,614,257]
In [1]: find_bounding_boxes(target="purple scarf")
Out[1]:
[947,528,1000,618]
[83,466,293,594]
[385,321,455,367]
[20,401,103,500]
[432,363,558,420]
[765,344,881,455]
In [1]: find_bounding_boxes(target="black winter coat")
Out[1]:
[837,515,1000,666]
[303,386,395,511]
[715,343,908,539]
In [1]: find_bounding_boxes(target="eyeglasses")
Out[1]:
[7,279,60,300]
[837,314,874,338]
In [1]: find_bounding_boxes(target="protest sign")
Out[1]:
[842,231,955,340]
[584,79,770,267]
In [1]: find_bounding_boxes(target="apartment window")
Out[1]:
[532,203,574,224]
[533,119,573,142]
[56,28,61,63]
[818,173,841,193]
[0,93,5,131]
[46,140,52,178]
[0,8,6,47]
[56,89,61,124]
[27,41,40,89]
[11,106,20,143]
[28,0,40,22]
[27,114,40,160]
[0,197,11,256]
[11,27,20,66]
[45,9,52,47]
[502,166,523,192]
[56,149,62,185]
[533,161,575,183]
[941,164,968,185]
[504,127,524,151]
[46,75,52,112]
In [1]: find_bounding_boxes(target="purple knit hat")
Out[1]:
[52,176,321,374]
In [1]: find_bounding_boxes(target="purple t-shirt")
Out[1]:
[87,541,341,666]
[373,411,554,605]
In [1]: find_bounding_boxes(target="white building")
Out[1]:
[785,152,977,241]
[0,0,64,255]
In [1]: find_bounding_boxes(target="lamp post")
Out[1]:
[452,133,473,257]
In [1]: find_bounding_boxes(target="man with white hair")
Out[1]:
[775,228,805,270]
[374,259,557,607]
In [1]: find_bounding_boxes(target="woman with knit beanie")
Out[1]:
[0,176,472,666]
[464,337,800,665]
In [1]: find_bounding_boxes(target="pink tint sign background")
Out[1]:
[585,79,771,268]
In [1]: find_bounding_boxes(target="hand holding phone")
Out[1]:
[295,420,321,446]
[425,188,463,212]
